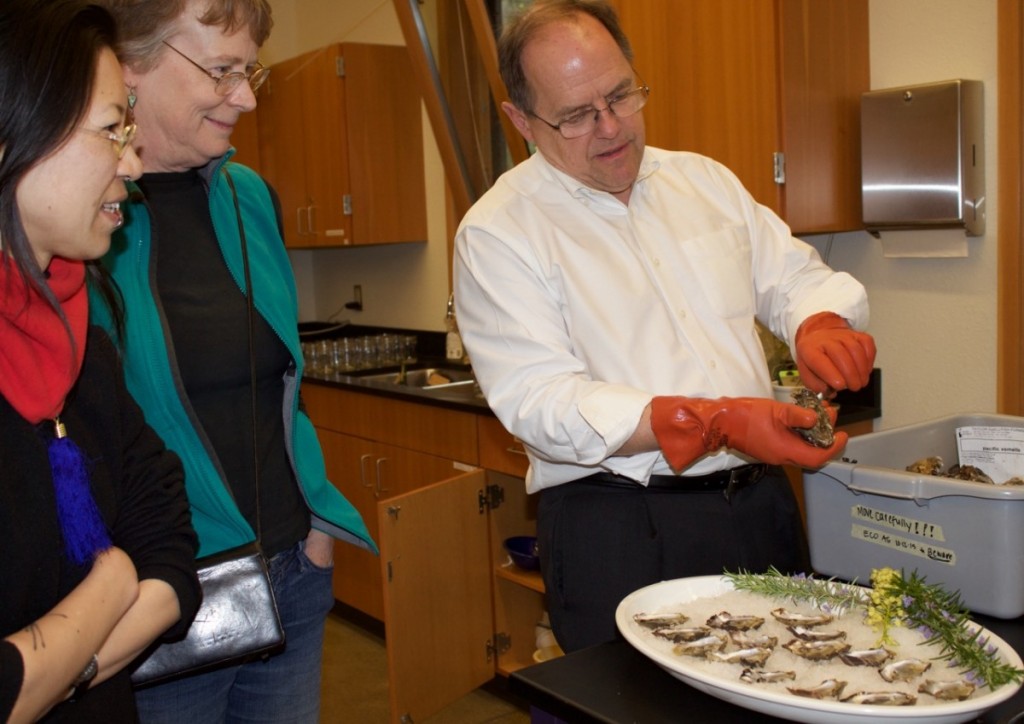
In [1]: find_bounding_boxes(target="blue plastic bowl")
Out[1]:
[503,536,540,571]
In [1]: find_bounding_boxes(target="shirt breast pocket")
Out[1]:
[682,227,754,319]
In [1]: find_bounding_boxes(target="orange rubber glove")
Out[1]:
[650,396,848,472]
[795,312,876,393]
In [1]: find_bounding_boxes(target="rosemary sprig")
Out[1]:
[724,566,867,614]
[723,567,1024,689]
[877,569,1024,689]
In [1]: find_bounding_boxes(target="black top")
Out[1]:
[140,170,309,556]
[0,327,201,722]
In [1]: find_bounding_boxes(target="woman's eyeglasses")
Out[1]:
[80,117,137,159]
[162,41,268,96]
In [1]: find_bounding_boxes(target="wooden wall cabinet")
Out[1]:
[302,384,540,723]
[608,0,869,234]
[229,110,261,174]
[256,43,427,248]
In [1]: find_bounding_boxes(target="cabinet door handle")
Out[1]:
[306,204,316,234]
[507,436,528,456]
[296,206,306,236]
[359,453,373,489]
[375,456,389,497]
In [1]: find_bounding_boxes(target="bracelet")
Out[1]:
[70,654,99,700]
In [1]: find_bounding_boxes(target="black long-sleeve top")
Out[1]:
[0,326,201,722]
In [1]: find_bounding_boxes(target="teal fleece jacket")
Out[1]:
[90,153,376,557]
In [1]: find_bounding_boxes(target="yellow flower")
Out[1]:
[867,567,905,646]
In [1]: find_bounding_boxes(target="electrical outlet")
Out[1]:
[344,284,363,311]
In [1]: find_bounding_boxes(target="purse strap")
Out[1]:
[222,168,262,545]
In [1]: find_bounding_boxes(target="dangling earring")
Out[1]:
[127,86,137,110]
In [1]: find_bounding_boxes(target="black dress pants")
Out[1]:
[536,467,809,653]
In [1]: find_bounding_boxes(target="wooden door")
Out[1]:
[776,0,868,233]
[319,428,470,621]
[301,44,352,247]
[610,0,783,215]
[230,108,261,173]
[319,429,383,619]
[607,0,867,233]
[343,43,428,246]
[257,51,312,247]
[998,0,1024,414]
[379,470,493,724]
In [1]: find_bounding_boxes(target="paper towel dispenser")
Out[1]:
[861,79,984,236]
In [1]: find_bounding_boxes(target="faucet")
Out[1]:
[445,292,466,363]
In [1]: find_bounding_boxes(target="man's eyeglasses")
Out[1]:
[530,82,650,139]
[162,41,269,96]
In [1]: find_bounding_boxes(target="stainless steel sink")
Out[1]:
[359,366,476,391]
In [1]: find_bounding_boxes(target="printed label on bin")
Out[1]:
[956,426,1024,484]
[851,504,946,541]
[851,524,957,565]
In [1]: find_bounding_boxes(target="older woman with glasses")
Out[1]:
[0,1,201,721]
[89,1,375,722]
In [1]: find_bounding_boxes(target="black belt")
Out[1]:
[580,463,767,502]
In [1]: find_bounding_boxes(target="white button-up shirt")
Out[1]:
[454,147,869,493]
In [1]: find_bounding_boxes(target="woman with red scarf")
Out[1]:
[0,2,201,721]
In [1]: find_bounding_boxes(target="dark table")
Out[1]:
[511,613,1024,723]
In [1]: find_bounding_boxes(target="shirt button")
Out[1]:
[679,309,687,319]
[709,360,717,369]
[653,258,661,267]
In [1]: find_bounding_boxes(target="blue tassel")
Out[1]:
[48,418,111,566]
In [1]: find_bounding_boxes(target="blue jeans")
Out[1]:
[135,541,335,724]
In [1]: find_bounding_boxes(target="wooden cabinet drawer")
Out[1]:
[477,415,529,478]
[303,383,478,465]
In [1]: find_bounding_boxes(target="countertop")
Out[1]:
[303,359,488,414]
[510,611,1024,723]
[302,363,883,427]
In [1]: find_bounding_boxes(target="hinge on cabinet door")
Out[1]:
[335,57,345,77]
[343,194,352,216]
[485,632,512,661]
[478,484,504,513]
[773,152,786,184]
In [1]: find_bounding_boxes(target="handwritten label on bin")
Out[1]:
[851,504,945,541]
[851,524,957,565]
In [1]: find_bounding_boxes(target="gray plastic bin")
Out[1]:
[803,413,1024,618]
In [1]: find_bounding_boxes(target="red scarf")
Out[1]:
[0,256,88,424]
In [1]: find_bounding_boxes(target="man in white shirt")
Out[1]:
[454,0,876,652]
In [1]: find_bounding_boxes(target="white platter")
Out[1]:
[615,576,1023,724]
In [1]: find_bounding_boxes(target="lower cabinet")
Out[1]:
[316,428,465,621]
[302,383,541,723]
[304,380,872,721]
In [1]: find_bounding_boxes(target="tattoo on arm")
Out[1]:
[22,613,69,650]
[23,624,44,651]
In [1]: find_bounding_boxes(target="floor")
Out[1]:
[320,607,532,723]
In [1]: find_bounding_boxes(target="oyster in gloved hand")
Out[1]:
[789,388,835,448]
